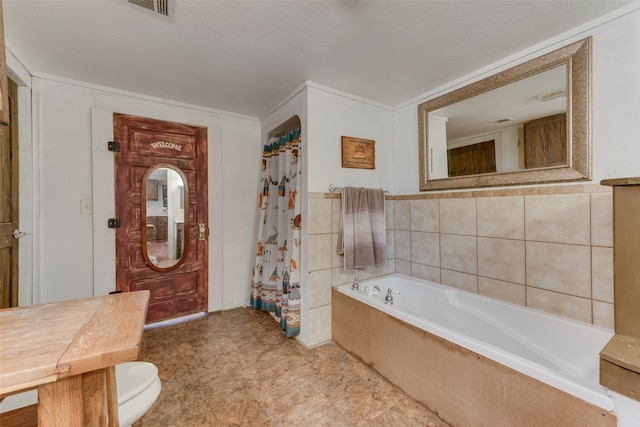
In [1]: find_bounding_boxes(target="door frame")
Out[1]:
[90,101,223,313]
[5,58,34,307]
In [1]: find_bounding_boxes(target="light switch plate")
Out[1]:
[80,199,93,214]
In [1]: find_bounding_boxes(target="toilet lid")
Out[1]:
[116,361,159,405]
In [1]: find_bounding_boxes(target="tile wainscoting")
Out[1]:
[307,184,614,346]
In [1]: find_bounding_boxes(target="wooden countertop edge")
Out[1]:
[600,334,640,374]
[600,177,640,187]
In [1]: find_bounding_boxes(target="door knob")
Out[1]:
[198,223,208,240]
[13,229,28,240]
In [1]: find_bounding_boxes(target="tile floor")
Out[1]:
[134,307,449,426]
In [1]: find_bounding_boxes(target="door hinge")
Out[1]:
[108,218,121,229]
[108,141,121,152]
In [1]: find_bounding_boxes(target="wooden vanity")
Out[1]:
[600,177,640,402]
[0,291,150,426]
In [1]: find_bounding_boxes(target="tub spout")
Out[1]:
[385,288,400,304]
[364,285,380,297]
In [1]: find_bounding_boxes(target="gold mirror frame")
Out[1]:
[141,163,189,272]
[418,37,591,191]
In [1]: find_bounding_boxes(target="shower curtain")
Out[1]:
[250,128,301,337]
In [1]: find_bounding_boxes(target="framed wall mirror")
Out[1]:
[141,164,188,272]
[418,37,591,191]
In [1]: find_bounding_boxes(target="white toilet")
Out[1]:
[116,361,162,427]
[0,361,161,427]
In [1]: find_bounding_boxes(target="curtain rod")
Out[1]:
[328,184,388,194]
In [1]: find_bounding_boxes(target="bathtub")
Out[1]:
[332,273,616,426]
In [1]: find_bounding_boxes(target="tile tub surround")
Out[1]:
[387,184,615,328]
[133,307,449,426]
[307,193,395,346]
[332,288,617,427]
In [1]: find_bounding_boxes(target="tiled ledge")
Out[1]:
[600,334,640,401]
[310,183,611,200]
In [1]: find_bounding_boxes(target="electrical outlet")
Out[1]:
[80,199,93,214]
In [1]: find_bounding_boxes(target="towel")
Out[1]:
[337,187,386,270]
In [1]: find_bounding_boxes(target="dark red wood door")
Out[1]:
[114,114,208,323]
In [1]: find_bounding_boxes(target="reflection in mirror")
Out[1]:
[142,165,188,271]
[419,37,591,191]
[430,65,566,178]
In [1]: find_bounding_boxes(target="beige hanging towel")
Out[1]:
[337,187,386,270]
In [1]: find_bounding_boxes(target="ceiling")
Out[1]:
[3,0,633,118]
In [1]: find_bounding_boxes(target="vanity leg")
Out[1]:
[38,376,83,426]
[37,367,119,427]
[105,366,119,427]
[81,369,109,426]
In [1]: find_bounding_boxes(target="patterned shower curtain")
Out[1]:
[250,128,302,337]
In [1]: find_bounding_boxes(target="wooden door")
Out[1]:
[447,139,497,177]
[113,114,208,324]
[0,78,18,308]
[523,113,567,169]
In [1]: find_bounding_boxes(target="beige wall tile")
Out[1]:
[441,269,478,293]
[309,198,332,234]
[410,199,439,232]
[478,277,525,306]
[440,198,476,236]
[308,233,332,271]
[386,230,395,260]
[477,196,524,239]
[526,241,591,298]
[410,231,440,267]
[331,233,344,269]
[381,187,615,327]
[385,200,395,230]
[592,246,614,303]
[358,265,382,281]
[381,260,396,275]
[332,266,356,287]
[396,259,412,275]
[411,263,441,283]
[592,300,614,330]
[394,200,411,230]
[524,193,590,245]
[591,192,613,247]
[440,234,477,275]
[526,287,592,323]
[308,305,332,346]
[331,199,342,233]
[309,269,332,309]
[478,237,525,284]
[395,230,411,261]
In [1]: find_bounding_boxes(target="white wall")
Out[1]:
[392,5,640,194]
[306,83,393,193]
[28,76,260,311]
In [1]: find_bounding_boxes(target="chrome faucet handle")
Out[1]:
[352,276,359,291]
[385,288,400,304]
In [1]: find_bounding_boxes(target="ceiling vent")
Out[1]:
[126,0,175,20]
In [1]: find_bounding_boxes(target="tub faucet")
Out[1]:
[352,276,359,291]
[385,288,400,305]
[364,285,380,297]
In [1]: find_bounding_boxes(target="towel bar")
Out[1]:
[328,184,387,193]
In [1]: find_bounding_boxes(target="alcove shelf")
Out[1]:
[599,177,640,402]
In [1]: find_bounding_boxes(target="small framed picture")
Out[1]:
[341,136,375,169]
